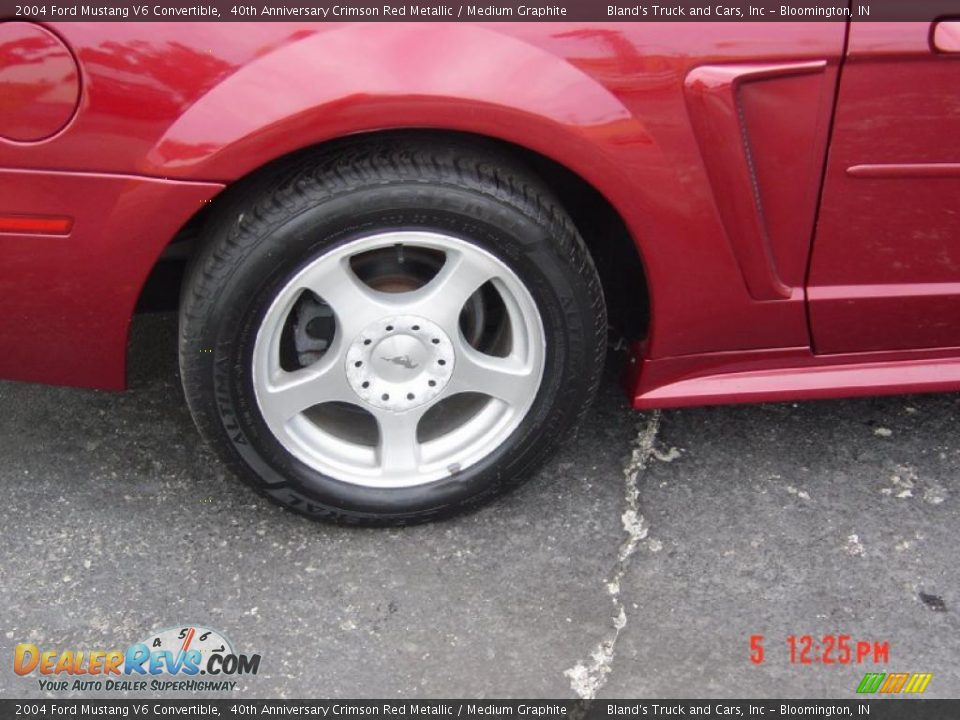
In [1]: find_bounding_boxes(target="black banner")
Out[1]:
[2,700,960,720]
[1,0,959,22]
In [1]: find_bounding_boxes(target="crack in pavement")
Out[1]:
[563,410,662,699]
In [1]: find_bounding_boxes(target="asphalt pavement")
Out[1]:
[0,313,956,699]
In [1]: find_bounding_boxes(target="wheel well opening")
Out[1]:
[506,142,650,343]
[133,130,650,345]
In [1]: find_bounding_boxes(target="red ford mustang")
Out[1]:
[2,17,958,524]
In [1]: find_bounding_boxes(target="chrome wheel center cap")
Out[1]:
[346,315,454,412]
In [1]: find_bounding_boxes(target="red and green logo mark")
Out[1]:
[857,672,932,694]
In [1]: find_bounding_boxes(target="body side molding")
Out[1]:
[631,345,960,409]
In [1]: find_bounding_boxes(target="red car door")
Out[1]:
[808,17,960,354]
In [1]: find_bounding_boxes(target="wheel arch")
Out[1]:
[131,24,659,379]
[133,128,651,377]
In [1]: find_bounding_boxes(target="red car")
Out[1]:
[2,17,958,524]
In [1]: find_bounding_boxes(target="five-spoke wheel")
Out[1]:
[180,136,606,524]
[252,231,546,487]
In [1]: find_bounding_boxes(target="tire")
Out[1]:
[179,136,606,525]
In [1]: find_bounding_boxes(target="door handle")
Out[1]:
[933,21,960,53]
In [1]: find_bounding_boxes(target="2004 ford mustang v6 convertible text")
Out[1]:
[2,17,959,523]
